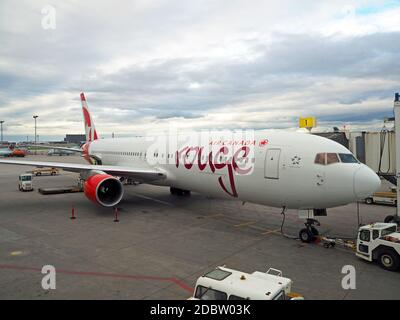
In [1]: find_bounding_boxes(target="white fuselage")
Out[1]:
[87,130,380,209]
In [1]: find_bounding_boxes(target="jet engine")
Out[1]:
[84,173,124,207]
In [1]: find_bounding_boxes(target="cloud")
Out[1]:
[0,0,399,138]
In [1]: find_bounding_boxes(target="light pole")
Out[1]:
[33,115,38,155]
[0,121,4,144]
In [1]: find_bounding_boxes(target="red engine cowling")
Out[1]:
[84,174,124,207]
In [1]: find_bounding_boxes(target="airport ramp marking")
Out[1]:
[10,251,23,256]
[0,264,193,294]
[233,221,256,228]
[131,193,173,206]
[261,228,281,235]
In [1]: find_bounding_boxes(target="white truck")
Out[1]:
[189,266,303,300]
[356,222,400,271]
[18,173,33,191]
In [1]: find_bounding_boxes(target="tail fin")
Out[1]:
[80,92,99,142]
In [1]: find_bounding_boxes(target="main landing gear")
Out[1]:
[299,218,320,243]
[170,187,191,196]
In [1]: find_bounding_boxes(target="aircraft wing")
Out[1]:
[0,159,166,181]
[23,145,82,153]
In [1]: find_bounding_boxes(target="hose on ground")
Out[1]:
[279,208,299,240]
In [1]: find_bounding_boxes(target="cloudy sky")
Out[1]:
[0,0,399,139]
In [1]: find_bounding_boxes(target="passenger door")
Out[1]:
[264,149,281,179]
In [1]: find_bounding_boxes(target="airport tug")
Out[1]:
[356,223,400,271]
[189,266,303,300]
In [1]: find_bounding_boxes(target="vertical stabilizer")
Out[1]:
[80,92,98,142]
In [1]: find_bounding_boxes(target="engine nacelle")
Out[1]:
[84,174,124,207]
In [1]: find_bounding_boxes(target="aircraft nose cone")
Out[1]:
[354,165,381,199]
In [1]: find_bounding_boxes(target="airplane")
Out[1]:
[0,93,381,242]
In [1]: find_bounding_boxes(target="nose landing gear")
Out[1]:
[299,219,320,243]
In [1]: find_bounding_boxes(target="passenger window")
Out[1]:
[359,230,370,242]
[373,230,380,240]
[314,153,326,165]
[326,153,339,165]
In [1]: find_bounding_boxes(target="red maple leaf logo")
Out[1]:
[259,139,269,147]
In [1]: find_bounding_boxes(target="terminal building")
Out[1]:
[64,134,86,144]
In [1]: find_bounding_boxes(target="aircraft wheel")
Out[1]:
[299,228,314,243]
[170,187,177,195]
[183,190,191,196]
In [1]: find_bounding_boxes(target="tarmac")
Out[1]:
[0,155,399,299]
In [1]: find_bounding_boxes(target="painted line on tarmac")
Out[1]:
[233,221,256,228]
[261,228,281,235]
[0,264,193,294]
[10,251,23,256]
[131,193,173,206]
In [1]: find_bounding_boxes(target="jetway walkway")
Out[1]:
[379,173,397,186]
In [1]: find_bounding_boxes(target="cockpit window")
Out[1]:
[327,153,339,164]
[314,153,326,165]
[339,153,358,163]
[316,152,358,165]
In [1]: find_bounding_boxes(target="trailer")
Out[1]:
[38,186,83,195]
[365,187,397,206]
[29,167,59,176]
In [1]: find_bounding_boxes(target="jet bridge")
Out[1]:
[388,93,400,224]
